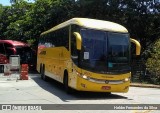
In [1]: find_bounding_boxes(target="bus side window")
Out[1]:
[0,43,5,55]
[45,33,52,48]
[71,25,81,65]
[39,35,45,46]
[71,35,77,55]
[51,30,59,47]
[71,34,78,64]
[50,32,55,47]
[4,43,14,58]
[62,27,69,50]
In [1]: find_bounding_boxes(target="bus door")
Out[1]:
[70,34,81,88]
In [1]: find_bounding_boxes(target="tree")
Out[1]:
[0,0,159,63]
[3,0,33,41]
[146,39,160,84]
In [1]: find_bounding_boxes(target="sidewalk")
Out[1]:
[130,83,160,88]
[0,73,20,81]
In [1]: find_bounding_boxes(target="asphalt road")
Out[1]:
[0,73,159,113]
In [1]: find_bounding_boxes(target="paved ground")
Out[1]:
[131,83,160,88]
[0,73,159,113]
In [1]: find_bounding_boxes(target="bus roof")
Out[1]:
[0,40,28,46]
[41,18,128,35]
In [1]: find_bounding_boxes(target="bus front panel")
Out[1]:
[75,69,131,92]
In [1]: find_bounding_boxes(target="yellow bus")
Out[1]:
[37,18,141,93]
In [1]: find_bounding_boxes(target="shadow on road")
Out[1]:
[30,74,131,102]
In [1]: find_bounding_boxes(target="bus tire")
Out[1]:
[63,71,72,94]
[41,65,48,81]
[106,92,111,95]
[40,64,43,79]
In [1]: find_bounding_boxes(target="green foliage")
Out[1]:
[0,0,159,44]
[0,0,159,84]
[146,39,160,84]
[27,39,35,46]
[0,0,159,64]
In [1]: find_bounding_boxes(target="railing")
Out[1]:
[131,59,160,85]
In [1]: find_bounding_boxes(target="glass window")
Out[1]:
[16,46,32,64]
[0,43,5,54]
[108,32,130,63]
[80,29,108,73]
[107,32,130,73]
[61,27,69,50]
[81,29,106,60]
[71,25,80,64]
[78,28,130,74]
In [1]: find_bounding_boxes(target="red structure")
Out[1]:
[0,54,8,64]
[0,40,35,70]
[20,64,29,80]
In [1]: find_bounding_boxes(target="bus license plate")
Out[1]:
[101,86,111,90]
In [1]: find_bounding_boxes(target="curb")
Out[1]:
[130,83,160,89]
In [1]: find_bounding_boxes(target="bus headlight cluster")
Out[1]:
[77,72,104,83]
[76,71,130,84]
[82,75,91,80]
[76,71,90,80]
[124,77,130,82]
[82,75,88,79]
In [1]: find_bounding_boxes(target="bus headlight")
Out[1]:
[124,78,130,82]
[82,75,90,80]
[76,71,90,80]
[82,75,88,79]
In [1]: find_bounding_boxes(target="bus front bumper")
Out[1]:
[76,76,130,93]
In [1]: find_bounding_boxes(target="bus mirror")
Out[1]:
[130,38,141,55]
[73,32,82,50]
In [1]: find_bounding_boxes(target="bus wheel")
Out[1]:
[41,65,48,81]
[106,92,111,96]
[40,65,43,79]
[63,72,72,94]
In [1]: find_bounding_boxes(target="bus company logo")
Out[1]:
[2,105,12,110]
[105,80,109,84]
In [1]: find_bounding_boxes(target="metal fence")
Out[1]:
[131,59,160,85]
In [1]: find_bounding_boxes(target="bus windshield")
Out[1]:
[80,29,130,74]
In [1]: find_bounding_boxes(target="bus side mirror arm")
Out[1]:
[73,32,82,50]
[130,38,141,55]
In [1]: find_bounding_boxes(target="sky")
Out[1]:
[0,0,35,6]
[0,0,159,6]
[0,0,11,6]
